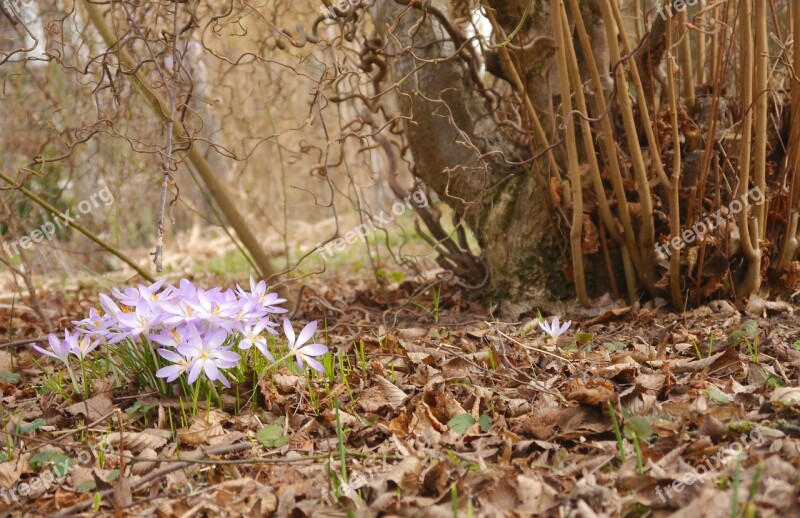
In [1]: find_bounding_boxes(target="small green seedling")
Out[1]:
[622,412,655,475]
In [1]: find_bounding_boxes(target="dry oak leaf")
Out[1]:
[357,386,393,413]
[512,405,610,441]
[65,393,114,422]
[770,387,800,406]
[212,478,278,516]
[478,473,558,515]
[178,409,229,446]
[565,379,617,406]
[582,215,600,254]
[271,372,304,394]
[130,448,159,476]
[384,456,423,493]
[104,429,170,452]
[0,452,30,489]
[374,374,409,407]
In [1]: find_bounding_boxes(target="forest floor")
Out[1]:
[0,270,799,517]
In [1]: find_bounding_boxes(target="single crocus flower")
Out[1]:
[179,326,241,388]
[73,307,115,340]
[539,316,572,341]
[32,331,74,363]
[237,319,276,362]
[148,325,187,348]
[237,276,287,315]
[283,319,328,373]
[155,349,192,383]
[116,301,162,337]
[186,288,239,323]
[71,333,100,360]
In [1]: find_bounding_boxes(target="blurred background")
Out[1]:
[0,0,433,299]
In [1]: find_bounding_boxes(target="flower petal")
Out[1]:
[297,344,327,357]
[187,361,202,385]
[215,350,241,363]
[283,319,295,346]
[206,329,228,349]
[156,364,184,382]
[295,320,318,349]
[32,344,58,360]
[255,343,275,362]
[158,349,184,363]
[538,320,551,334]
[303,356,325,373]
[216,369,231,388]
[204,360,220,381]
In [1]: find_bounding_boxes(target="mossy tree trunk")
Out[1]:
[373,0,597,315]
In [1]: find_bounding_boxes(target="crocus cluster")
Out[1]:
[33,277,328,390]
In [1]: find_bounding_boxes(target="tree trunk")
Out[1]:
[373,0,573,316]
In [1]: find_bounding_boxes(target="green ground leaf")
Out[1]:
[447,414,476,434]
[28,450,73,475]
[705,387,731,403]
[478,414,491,433]
[603,341,626,352]
[622,415,655,443]
[76,482,96,493]
[18,418,46,435]
[0,371,20,384]
[257,425,290,448]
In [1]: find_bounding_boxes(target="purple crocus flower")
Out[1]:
[283,319,328,373]
[237,276,287,315]
[111,279,166,308]
[136,279,168,309]
[99,293,123,318]
[158,299,200,327]
[148,325,187,348]
[186,288,239,324]
[237,319,277,362]
[155,349,191,382]
[74,308,115,339]
[116,301,163,337]
[178,325,241,388]
[70,333,100,360]
[32,331,75,363]
[172,279,198,301]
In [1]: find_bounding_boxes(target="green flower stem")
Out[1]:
[80,357,89,399]
[64,361,83,397]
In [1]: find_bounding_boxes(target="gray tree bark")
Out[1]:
[373,0,576,316]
